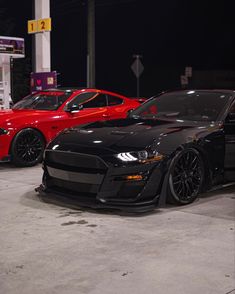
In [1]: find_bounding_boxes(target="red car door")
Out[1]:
[63,92,110,129]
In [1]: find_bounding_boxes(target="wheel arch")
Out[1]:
[9,127,47,155]
[158,143,212,207]
[174,143,212,191]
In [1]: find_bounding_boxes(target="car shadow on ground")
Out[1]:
[19,183,235,218]
[0,163,21,171]
[0,162,43,171]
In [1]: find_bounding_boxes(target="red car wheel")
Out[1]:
[11,128,45,167]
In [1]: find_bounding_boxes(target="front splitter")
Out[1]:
[36,185,159,213]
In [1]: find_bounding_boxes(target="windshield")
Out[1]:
[13,92,71,110]
[130,91,231,122]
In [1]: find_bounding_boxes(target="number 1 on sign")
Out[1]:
[27,20,38,34]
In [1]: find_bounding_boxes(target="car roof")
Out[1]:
[43,87,92,93]
[40,88,128,99]
[162,89,235,95]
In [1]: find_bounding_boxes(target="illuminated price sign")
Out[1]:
[27,18,51,34]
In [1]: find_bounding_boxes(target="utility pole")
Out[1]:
[87,0,95,88]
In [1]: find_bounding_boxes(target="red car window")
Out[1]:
[83,94,107,108]
[107,95,123,106]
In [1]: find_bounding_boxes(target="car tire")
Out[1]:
[11,128,45,167]
[167,148,204,205]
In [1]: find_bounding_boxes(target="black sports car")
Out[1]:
[37,90,235,212]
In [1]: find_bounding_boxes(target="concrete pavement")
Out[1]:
[0,163,234,294]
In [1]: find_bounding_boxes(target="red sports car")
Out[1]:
[0,88,140,166]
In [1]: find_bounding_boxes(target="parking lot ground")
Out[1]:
[0,163,234,294]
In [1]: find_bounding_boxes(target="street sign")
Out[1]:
[131,58,144,78]
[131,55,144,97]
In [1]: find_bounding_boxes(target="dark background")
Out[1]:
[1,0,235,99]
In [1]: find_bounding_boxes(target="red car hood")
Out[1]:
[0,109,55,125]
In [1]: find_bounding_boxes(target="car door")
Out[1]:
[64,92,110,128]
[224,100,235,181]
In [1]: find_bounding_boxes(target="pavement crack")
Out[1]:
[61,220,88,226]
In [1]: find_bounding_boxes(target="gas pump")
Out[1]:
[0,36,25,109]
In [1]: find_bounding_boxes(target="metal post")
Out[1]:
[34,0,51,72]
[2,60,10,108]
[86,54,90,88]
[10,56,14,103]
[137,56,140,97]
[87,0,95,88]
[32,0,36,72]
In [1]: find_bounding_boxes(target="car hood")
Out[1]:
[48,118,216,155]
[0,109,55,125]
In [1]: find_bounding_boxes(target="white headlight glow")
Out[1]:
[116,150,164,163]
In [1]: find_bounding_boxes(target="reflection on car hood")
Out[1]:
[0,109,56,125]
[48,118,214,155]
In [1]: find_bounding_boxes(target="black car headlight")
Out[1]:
[0,128,9,135]
[115,150,164,163]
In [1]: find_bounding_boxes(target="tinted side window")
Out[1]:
[107,95,123,106]
[68,92,96,108]
[83,94,107,108]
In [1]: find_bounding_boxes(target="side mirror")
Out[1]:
[65,104,83,113]
[127,109,134,117]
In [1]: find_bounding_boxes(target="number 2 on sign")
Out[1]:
[37,18,51,32]
[40,21,45,30]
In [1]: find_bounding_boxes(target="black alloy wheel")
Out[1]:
[167,149,204,205]
[11,128,45,167]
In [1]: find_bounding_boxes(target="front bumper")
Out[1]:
[0,155,11,163]
[38,150,166,212]
[0,132,12,162]
[36,184,159,213]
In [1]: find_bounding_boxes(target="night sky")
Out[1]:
[1,0,235,97]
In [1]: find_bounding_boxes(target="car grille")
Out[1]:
[47,178,99,197]
[44,150,108,197]
[45,150,108,173]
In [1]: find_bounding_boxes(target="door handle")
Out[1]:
[102,114,110,118]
